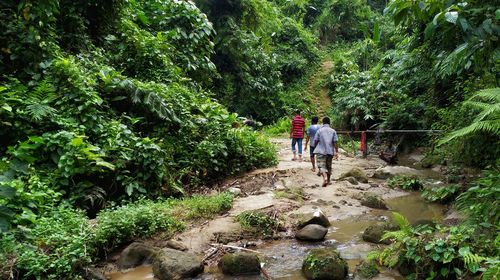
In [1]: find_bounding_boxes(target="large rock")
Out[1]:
[340,168,369,183]
[372,166,422,179]
[302,248,348,280]
[219,252,261,276]
[296,224,328,241]
[362,222,399,244]
[117,242,159,269]
[360,194,388,210]
[153,248,204,280]
[298,209,331,228]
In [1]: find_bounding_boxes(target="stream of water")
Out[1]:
[107,192,444,280]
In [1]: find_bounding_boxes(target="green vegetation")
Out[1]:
[273,186,306,201]
[236,210,282,238]
[387,175,424,191]
[422,184,461,203]
[0,0,499,279]
[1,192,232,279]
[371,171,499,279]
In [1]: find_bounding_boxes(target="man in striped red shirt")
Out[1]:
[290,110,306,161]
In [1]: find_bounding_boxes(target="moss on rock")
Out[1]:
[219,252,261,276]
[302,248,348,280]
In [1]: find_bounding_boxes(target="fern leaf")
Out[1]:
[392,212,410,230]
[26,104,57,121]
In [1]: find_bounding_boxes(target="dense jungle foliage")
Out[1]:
[0,0,499,279]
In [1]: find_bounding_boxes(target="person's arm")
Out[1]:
[332,131,339,159]
[305,127,310,150]
[290,120,293,138]
[313,129,320,147]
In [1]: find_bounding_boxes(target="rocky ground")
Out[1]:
[105,137,448,280]
[174,138,418,254]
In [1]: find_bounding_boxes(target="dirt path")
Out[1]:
[174,138,407,255]
[307,60,333,116]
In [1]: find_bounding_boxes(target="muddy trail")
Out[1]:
[107,138,447,280]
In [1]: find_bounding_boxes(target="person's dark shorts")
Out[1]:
[310,146,316,158]
[317,154,333,174]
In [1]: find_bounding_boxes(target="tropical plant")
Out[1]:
[439,88,500,145]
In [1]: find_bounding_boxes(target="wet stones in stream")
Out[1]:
[295,208,330,241]
[117,242,159,269]
[296,224,328,241]
[359,194,388,210]
[298,209,331,228]
[153,248,204,280]
[302,248,348,280]
[219,252,261,276]
[116,243,204,279]
[362,222,399,244]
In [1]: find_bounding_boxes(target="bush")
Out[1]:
[16,207,94,280]
[94,200,184,252]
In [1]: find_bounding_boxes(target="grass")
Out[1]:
[273,187,307,201]
[235,210,282,238]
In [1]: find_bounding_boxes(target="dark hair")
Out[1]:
[312,116,319,124]
[295,109,301,115]
[322,117,330,124]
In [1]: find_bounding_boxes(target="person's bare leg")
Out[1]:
[327,173,331,185]
[321,172,328,187]
[311,156,316,172]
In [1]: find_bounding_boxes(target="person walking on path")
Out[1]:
[305,116,321,172]
[313,117,338,187]
[290,110,306,161]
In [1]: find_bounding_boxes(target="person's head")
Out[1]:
[322,117,330,125]
[295,110,301,116]
[311,116,319,124]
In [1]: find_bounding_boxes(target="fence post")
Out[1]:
[360,131,367,158]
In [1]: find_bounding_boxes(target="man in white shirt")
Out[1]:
[313,117,338,187]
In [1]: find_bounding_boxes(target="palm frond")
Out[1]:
[438,88,500,146]
[469,88,500,103]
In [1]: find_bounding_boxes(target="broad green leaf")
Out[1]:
[445,12,458,24]
[0,186,16,199]
[71,137,83,146]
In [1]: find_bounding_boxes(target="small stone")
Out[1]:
[298,209,331,228]
[339,200,347,205]
[360,194,388,210]
[344,176,359,185]
[228,187,242,196]
[339,168,369,183]
[347,203,353,206]
[166,240,188,251]
[296,224,328,241]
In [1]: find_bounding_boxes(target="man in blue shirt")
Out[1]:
[313,117,338,187]
[305,116,321,172]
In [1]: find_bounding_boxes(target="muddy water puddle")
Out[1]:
[106,265,155,280]
[108,193,443,280]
